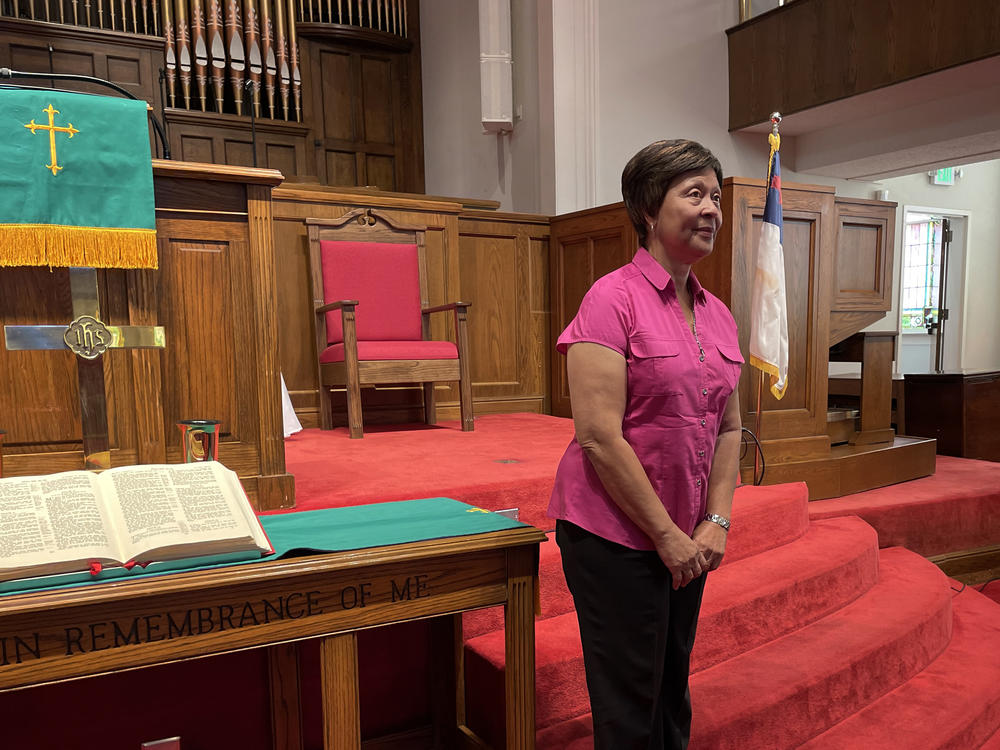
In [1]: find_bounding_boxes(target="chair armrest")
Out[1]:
[316,300,359,314]
[421,302,471,315]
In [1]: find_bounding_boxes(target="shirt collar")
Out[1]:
[633,248,707,304]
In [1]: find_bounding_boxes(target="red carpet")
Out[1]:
[5,414,999,749]
[280,413,576,530]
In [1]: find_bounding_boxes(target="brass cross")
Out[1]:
[24,104,80,175]
[4,268,165,470]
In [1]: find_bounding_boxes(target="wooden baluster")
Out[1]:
[243,0,261,117]
[140,0,148,33]
[174,0,192,108]
[150,0,157,33]
[191,0,208,110]
[274,0,289,119]
[286,0,300,121]
[119,0,126,31]
[225,0,246,115]
[97,0,104,28]
[162,0,177,106]
[108,0,116,29]
[130,0,137,31]
[207,0,225,111]
[58,0,64,24]
[260,0,277,118]
[71,0,78,25]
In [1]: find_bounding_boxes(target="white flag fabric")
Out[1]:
[749,148,789,399]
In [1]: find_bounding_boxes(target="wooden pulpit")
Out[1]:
[0,161,295,511]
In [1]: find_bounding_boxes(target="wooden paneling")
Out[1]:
[832,198,895,312]
[905,371,1000,461]
[548,203,635,417]
[0,19,164,118]
[458,211,551,415]
[0,161,294,510]
[166,110,313,180]
[304,26,424,193]
[727,0,1000,129]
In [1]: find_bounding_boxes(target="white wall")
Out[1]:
[420,0,552,212]
[877,162,1000,371]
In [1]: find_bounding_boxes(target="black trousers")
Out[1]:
[556,520,707,750]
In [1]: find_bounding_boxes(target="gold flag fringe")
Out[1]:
[0,224,158,269]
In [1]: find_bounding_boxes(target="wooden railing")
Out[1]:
[298,0,405,33]
[0,0,157,32]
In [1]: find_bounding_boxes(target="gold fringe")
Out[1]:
[0,224,158,269]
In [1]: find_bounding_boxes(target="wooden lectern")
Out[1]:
[0,161,294,511]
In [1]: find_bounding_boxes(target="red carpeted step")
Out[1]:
[463,532,573,640]
[806,455,1000,556]
[693,516,879,672]
[689,548,953,749]
[981,725,1000,750]
[536,713,593,749]
[723,481,810,564]
[799,586,1000,750]
[465,610,589,747]
[465,515,883,746]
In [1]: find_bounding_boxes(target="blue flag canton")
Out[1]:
[763,150,783,244]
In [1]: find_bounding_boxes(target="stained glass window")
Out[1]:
[900,216,941,331]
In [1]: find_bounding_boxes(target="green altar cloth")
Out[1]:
[0,88,157,268]
[0,498,527,595]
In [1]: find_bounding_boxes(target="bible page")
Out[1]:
[102,462,268,562]
[0,471,120,579]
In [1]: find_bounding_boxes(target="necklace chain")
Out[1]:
[692,309,705,362]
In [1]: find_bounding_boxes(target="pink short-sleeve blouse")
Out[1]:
[548,248,744,549]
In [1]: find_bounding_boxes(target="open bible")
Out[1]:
[0,462,273,585]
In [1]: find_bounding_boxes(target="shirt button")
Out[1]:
[699,354,705,362]
[698,450,705,457]
[700,419,706,426]
[702,388,708,396]
[696,478,702,487]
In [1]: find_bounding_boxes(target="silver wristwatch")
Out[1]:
[704,513,731,532]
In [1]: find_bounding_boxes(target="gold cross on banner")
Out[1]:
[4,268,165,470]
[24,104,80,175]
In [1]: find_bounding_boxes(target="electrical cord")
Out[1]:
[740,427,765,485]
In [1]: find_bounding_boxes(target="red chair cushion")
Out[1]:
[320,240,422,344]
[320,340,459,364]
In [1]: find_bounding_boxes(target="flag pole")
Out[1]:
[753,111,782,484]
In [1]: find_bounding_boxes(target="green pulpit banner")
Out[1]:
[0,88,157,268]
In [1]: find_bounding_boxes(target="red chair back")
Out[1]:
[319,240,422,344]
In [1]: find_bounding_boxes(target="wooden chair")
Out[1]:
[305,209,474,438]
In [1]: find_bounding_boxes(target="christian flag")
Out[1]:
[749,142,788,399]
[0,88,156,269]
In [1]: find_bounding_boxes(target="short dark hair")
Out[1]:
[621,139,724,246]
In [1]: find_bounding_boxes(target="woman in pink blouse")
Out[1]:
[549,139,744,750]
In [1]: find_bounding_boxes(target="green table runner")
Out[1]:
[2,497,527,595]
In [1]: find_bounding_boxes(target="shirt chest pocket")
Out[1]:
[715,342,745,392]
[629,338,684,396]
